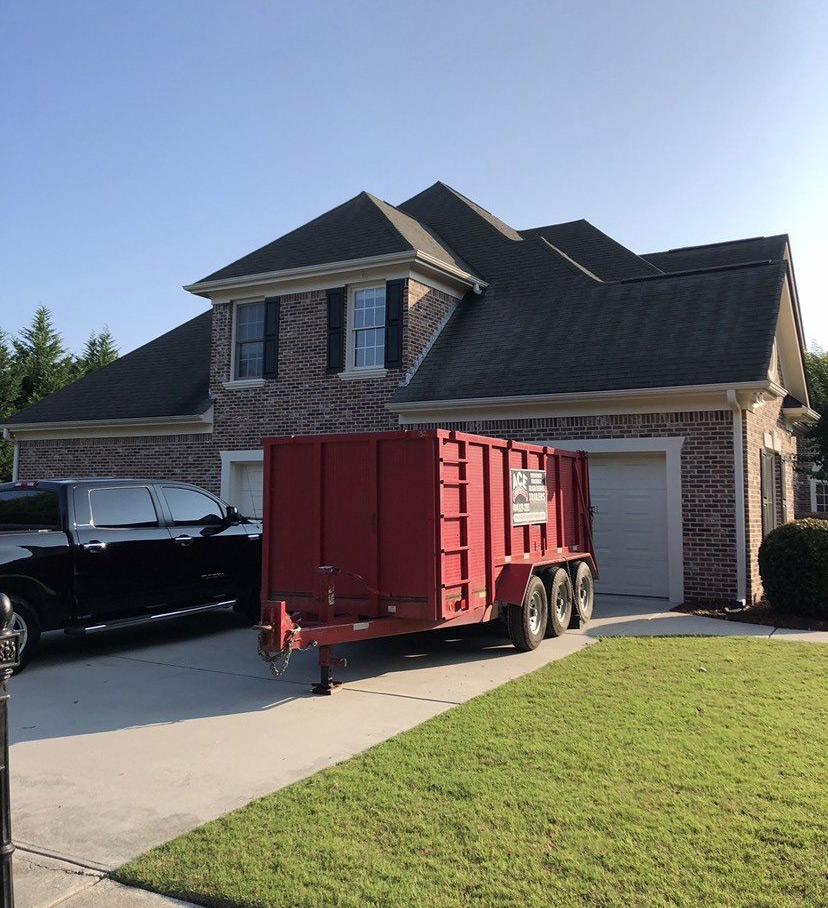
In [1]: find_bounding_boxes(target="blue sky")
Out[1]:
[2,0,826,356]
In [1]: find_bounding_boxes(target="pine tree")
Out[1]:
[0,330,20,481]
[77,326,119,375]
[13,306,73,407]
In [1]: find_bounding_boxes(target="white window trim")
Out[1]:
[811,477,828,513]
[340,282,388,379]
[229,297,266,382]
[532,437,686,605]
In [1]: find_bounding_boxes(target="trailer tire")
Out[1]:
[8,595,41,673]
[545,568,573,637]
[570,561,594,628]
[507,575,547,651]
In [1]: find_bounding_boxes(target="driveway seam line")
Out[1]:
[16,843,111,874]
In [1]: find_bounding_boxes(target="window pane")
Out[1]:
[90,488,158,528]
[163,487,224,526]
[236,302,265,342]
[237,341,264,378]
[355,327,385,367]
[0,490,60,530]
[354,287,385,329]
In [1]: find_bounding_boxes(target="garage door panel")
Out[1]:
[229,461,264,520]
[587,453,670,598]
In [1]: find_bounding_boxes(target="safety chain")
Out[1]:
[257,626,300,677]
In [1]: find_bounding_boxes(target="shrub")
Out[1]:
[759,519,828,617]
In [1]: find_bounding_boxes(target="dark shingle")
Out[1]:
[391,262,787,403]
[197,192,470,284]
[4,313,212,425]
[642,235,787,273]
[519,220,661,280]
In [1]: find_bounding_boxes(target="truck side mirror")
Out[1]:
[225,505,241,524]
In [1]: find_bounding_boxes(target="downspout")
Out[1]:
[727,391,747,605]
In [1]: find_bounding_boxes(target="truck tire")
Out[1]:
[8,595,41,673]
[545,568,573,637]
[570,561,594,628]
[507,575,547,651]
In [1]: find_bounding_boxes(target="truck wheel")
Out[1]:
[8,596,41,673]
[545,568,573,637]
[570,561,594,628]
[507,575,547,651]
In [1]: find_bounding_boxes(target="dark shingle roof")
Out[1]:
[197,192,471,284]
[391,261,788,403]
[519,220,661,281]
[642,235,787,273]
[4,313,212,426]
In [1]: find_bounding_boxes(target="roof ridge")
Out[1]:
[432,182,523,242]
[615,259,781,284]
[360,192,418,250]
[655,234,788,255]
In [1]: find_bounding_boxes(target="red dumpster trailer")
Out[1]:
[257,429,596,693]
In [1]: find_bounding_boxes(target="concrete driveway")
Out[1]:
[8,595,804,907]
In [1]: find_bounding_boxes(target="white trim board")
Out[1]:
[534,437,686,605]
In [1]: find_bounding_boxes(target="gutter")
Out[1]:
[184,250,487,298]
[390,380,783,413]
[1,411,213,434]
[727,390,748,605]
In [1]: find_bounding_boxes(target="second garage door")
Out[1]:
[587,452,670,598]
[228,461,264,519]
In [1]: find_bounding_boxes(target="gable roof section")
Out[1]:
[519,220,661,281]
[391,261,788,404]
[198,191,470,284]
[4,312,212,426]
[642,235,787,273]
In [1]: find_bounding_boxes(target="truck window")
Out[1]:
[89,487,159,529]
[0,489,60,530]
[162,486,225,526]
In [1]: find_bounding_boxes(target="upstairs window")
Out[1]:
[235,301,265,379]
[352,286,386,368]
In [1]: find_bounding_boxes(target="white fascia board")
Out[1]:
[782,405,820,424]
[391,381,779,421]
[3,408,214,441]
[184,251,486,300]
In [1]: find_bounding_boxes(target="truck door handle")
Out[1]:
[174,534,193,546]
[82,541,107,553]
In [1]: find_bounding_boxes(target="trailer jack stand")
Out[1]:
[312,646,346,695]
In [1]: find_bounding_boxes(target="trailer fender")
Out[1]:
[495,564,536,607]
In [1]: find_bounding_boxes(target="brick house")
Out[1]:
[3,183,818,605]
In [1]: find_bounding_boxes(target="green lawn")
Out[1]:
[116,638,828,908]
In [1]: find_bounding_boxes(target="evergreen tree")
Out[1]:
[803,346,828,478]
[75,326,119,376]
[13,306,73,406]
[0,330,20,481]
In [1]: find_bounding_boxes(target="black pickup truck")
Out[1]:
[0,478,262,670]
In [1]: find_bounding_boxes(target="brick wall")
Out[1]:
[742,396,797,602]
[18,278,458,491]
[410,410,738,603]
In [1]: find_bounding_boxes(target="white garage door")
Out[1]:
[228,461,264,519]
[588,452,669,598]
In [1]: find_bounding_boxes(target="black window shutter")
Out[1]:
[384,279,404,368]
[263,296,280,378]
[326,288,345,372]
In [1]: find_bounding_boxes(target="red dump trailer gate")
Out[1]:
[258,429,595,691]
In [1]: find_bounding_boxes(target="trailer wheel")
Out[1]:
[570,561,594,628]
[545,568,573,637]
[507,575,547,651]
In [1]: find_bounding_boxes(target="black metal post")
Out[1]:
[0,594,20,908]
